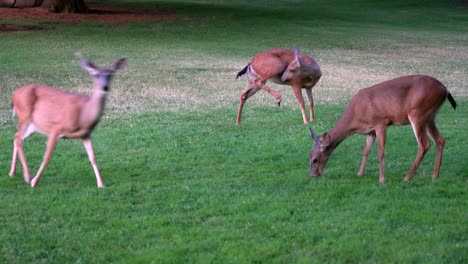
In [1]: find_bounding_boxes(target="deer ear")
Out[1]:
[75,53,99,75]
[321,132,331,144]
[316,132,329,151]
[293,45,300,56]
[309,127,320,144]
[111,57,128,72]
[293,45,304,66]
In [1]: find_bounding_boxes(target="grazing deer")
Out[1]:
[309,75,457,183]
[236,46,321,125]
[9,54,127,188]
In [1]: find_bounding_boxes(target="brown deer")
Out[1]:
[309,75,457,183]
[236,46,321,125]
[9,54,127,188]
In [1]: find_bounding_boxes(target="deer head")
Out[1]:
[309,127,333,177]
[75,53,127,92]
[281,46,317,82]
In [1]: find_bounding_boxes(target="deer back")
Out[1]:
[13,84,91,134]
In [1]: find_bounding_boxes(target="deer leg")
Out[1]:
[255,80,282,106]
[30,134,59,187]
[375,127,387,183]
[83,138,105,188]
[236,82,260,125]
[9,133,19,177]
[358,133,376,177]
[10,122,37,183]
[305,88,315,122]
[11,133,31,183]
[426,120,444,180]
[291,86,308,124]
[404,119,431,181]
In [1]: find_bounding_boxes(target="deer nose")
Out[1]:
[310,169,321,177]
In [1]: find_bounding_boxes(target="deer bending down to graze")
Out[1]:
[9,54,127,188]
[236,46,321,125]
[309,75,457,183]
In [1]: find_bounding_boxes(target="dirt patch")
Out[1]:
[0,23,45,33]
[0,3,177,27]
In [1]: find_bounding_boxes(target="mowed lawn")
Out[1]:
[0,0,467,263]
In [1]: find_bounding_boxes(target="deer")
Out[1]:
[308,75,457,183]
[9,53,127,188]
[236,46,321,125]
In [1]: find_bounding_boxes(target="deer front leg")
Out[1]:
[255,80,282,106]
[358,133,376,176]
[236,82,260,125]
[305,88,315,122]
[292,85,308,124]
[30,134,59,187]
[83,138,105,188]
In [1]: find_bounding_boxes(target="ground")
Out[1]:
[0,3,176,33]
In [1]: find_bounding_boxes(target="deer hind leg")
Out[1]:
[305,88,315,122]
[376,127,387,183]
[404,118,431,181]
[358,132,376,177]
[236,81,260,125]
[83,138,105,188]
[30,134,59,187]
[426,120,445,179]
[255,80,282,106]
[10,122,37,183]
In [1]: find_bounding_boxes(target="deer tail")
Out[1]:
[236,64,250,79]
[447,91,457,110]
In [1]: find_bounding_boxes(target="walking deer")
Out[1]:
[309,75,457,183]
[236,46,321,125]
[9,54,127,187]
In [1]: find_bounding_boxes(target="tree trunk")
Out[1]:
[41,0,88,13]
[0,0,88,13]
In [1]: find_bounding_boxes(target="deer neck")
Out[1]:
[307,63,322,79]
[327,110,355,151]
[81,87,107,127]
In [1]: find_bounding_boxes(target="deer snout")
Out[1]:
[310,168,322,177]
[310,172,321,177]
[281,72,292,82]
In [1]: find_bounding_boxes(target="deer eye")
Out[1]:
[312,158,318,163]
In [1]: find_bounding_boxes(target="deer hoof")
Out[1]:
[276,96,282,106]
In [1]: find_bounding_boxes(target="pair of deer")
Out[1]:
[7,47,456,187]
[237,46,456,183]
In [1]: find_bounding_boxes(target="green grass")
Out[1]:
[0,0,467,262]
